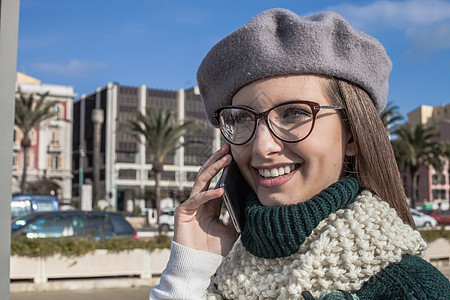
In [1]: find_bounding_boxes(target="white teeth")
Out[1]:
[258,164,296,178]
[270,169,279,177]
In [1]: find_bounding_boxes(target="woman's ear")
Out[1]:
[345,134,357,157]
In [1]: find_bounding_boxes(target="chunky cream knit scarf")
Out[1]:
[206,191,427,300]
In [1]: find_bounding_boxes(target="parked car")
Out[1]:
[11,210,138,240]
[410,208,437,227]
[159,208,175,232]
[429,210,450,225]
[11,194,60,219]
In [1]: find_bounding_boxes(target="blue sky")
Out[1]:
[17,0,450,118]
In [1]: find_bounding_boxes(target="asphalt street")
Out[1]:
[10,286,151,300]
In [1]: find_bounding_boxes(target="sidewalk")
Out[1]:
[11,277,159,293]
[11,285,151,300]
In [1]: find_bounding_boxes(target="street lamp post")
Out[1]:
[91,108,104,209]
[79,147,85,203]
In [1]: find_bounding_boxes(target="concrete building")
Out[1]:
[404,104,450,209]
[13,73,75,203]
[72,82,221,212]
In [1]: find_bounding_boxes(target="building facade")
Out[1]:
[13,73,75,203]
[404,104,450,209]
[72,83,221,211]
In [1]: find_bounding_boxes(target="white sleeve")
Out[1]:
[149,240,224,300]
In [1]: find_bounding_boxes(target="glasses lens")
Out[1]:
[219,108,255,144]
[269,103,314,141]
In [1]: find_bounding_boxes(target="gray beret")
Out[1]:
[197,8,392,126]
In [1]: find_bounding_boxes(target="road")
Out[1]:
[11,286,151,300]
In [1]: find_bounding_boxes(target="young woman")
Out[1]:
[150,8,450,299]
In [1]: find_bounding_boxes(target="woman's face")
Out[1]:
[230,75,356,206]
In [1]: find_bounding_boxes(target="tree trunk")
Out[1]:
[154,170,162,233]
[410,170,418,209]
[20,144,30,194]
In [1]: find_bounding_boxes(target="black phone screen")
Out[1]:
[218,160,251,233]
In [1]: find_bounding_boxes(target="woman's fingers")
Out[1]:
[190,151,231,197]
[197,144,230,175]
[181,188,224,213]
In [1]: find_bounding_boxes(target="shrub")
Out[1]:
[11,235,171,257]
[420,229,450,243]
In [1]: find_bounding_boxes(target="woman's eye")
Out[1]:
[281,107,310,120]
[235,112,253,123]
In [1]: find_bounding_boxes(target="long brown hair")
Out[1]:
[322,76,415,227]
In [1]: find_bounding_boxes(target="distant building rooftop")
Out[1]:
[17,72,41,84]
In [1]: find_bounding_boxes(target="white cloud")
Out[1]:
[329,0,450,59]
[331,0,450,29]
[33,59,107,76]
[405,21,450,59]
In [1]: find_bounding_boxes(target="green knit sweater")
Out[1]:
[209,178,450,299]
[357,255,449,300]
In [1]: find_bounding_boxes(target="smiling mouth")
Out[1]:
[256,164,298,178]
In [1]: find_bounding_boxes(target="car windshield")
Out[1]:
[11,200,32,219]
[109,214,133,235]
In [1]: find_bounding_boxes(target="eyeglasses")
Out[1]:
[214,100,342,145]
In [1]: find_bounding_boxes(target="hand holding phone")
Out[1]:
[173,144,240,256]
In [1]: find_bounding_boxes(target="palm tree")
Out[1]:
[15,87,58,194]
[392,123,442,208]
[380,101,403,135]
[127,108,195,225]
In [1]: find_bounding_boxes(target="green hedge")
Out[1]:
[419,229,450,243]
[11,230,448,257]
[11,235,171,257]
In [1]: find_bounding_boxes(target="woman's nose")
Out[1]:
[252,120,282,157]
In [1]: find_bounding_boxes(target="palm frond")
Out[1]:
[125,107,196,165]
[380,101,403,134]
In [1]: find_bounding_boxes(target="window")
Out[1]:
[54,105,60,119]
[433,173,446,185]
[109,214,133,235]
[13,153,20,168]
[162,171,175,180]
[48,154,62,169]
[52,130,59,144]
[432,189,446,200]
[24,215,73,238]
[432,174,438,185]
[30,129,37,145]
[118,169,136,180]
[116,152,136,163]
[11,200,32,219]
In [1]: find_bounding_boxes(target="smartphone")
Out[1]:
[218,159,251,233]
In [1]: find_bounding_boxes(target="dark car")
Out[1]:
[429,210,450,225]
[11,210,138,240]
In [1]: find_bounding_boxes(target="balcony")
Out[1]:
[47,142,61,153]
